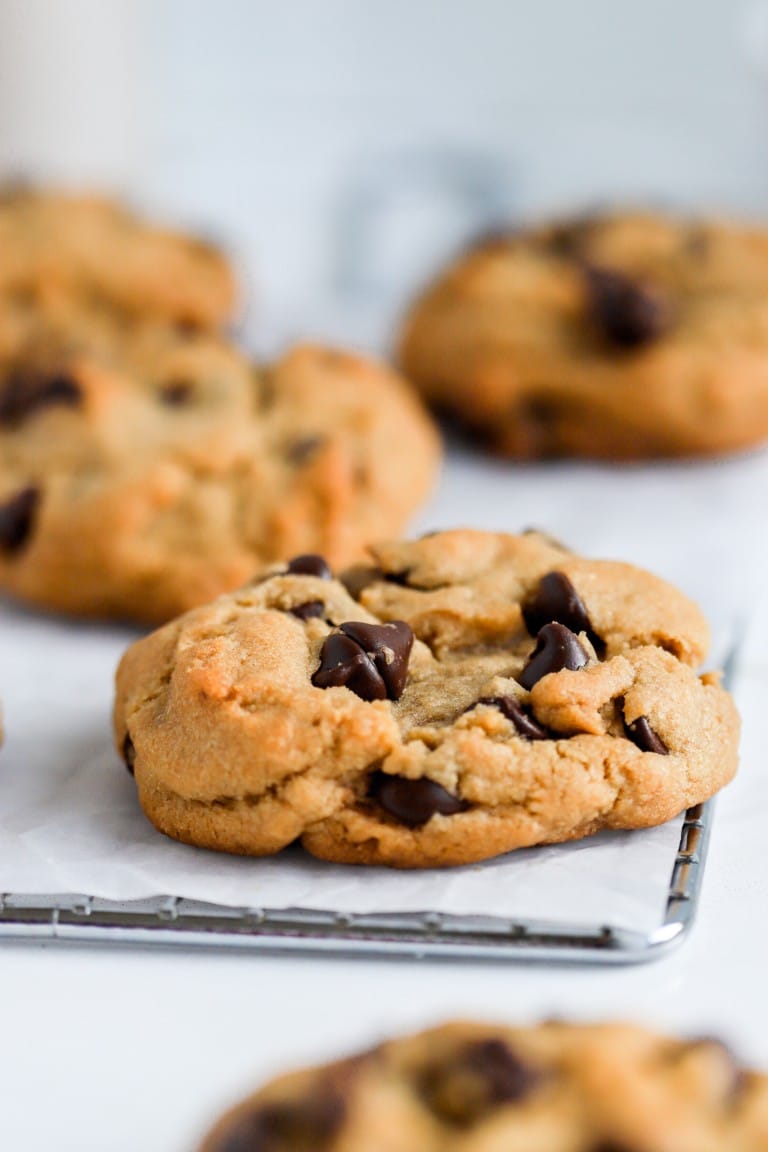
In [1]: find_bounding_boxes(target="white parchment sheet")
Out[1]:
[0,445,764,936]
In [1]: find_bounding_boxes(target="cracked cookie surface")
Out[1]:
[0,187,236,328]
[199,1020,768,1152]
[114,530,739,867]
[399,210,768,459]
[0,329,439,623]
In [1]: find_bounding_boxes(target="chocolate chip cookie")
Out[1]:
[199,1020,768,1151]
[399,210,768,459]
[114,530,738,867]
[0,329,439,624]
[0,186,236,328]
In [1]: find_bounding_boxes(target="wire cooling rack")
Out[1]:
[0,800,712,963]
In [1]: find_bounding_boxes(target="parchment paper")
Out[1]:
[0,444,762,936]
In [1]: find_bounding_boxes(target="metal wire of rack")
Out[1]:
[0,800,713,963]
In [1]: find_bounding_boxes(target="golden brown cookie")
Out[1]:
[0,324,439,624]
[0,186,236,328]
[114,530,739,867]
[399,210,768,459]
[199,1020,768,1151]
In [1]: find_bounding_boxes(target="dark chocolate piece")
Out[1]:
[122,734,136,776]
[0,368,81,426]
[585,265,673,348]
[158,380,194,406]
[217,1090,345,1152]
[473,695,549,740]
[339,620,414,700]
[519,622,588,690]
[312,632,386,700]
[523,570,604,653]
[289,600,325,621]
[0,486,40,554]
[624,715,669,755]
[419,1038,543,1127]
[371,772,466,827]
[286,554,332,580]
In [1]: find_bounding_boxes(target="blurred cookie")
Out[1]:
[114,530,738,867]
[399,210,768,459]
[0,330,439,623]
[199,1020,768,1151]
[0,186,236,328]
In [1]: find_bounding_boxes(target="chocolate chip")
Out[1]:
[624,715,668,755]
[218,1090,345,1152]
[174,317,203,338]
[523,571,603,653]
[290,600,325,621]
[584,265,673,348]
[0,486,40,554]
[0,368,81,426]
[287,436,325,465]
[473,696,550,740]
[158,380,194,406]
[286,554,332,579]
[544,215,599,257]
[312,621,414,701]
[371,772,466,827]
[419,1039,543,1127]
[339,621,414,700]
[122,734,136,776]
[519,622,588,690]
[383,569,412,587]
[312,632,386,700]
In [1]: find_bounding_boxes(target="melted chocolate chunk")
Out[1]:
[371,772,466,827]
[289,600,325,621]
[382,568,412,587]
[218,1090,345,1152]
[312,621,414,702]
[0,368,81,426]
[584,265,673,348]
[624,715,668,755]
[122,734,136,776]
[158,380,194,406]
[523,571,603,652]
[419,1038,543,1127]
[0,486,40,554]
[519,622,588,690]
[473,695,550,740]
[339,621,414,700]
[312,632,386,700]
[286,554,332,579]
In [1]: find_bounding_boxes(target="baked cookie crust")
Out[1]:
[114,530,739,867]
[399,210,768,459]
[0,329,439,624]
[0,187,236,328]
[199,1020,768,1151]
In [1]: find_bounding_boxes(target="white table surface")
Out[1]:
[1,449,767,1151]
